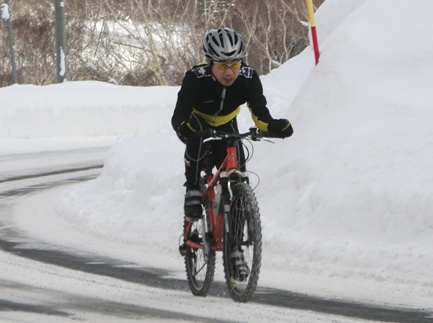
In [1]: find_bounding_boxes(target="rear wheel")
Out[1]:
[184,209,215,296]
[223,182,262,302]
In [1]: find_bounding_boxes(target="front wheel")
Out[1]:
[223,182,262,302]
[183,216,216,296]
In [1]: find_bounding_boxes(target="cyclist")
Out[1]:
[172,27,293,221]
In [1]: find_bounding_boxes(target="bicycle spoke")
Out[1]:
[183,214,216,297]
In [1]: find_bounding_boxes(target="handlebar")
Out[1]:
[196,127,282,142]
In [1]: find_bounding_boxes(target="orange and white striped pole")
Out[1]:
[305,0,320,65]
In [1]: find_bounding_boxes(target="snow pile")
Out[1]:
[0,82,178,138]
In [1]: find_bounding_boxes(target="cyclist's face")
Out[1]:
[211,60,241,86]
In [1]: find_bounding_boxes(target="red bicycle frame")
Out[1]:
[184,144,241,251]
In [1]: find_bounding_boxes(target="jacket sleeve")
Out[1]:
[246,69,274,131]
[171,71,197,131]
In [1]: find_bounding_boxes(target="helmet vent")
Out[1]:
[203,28,246,62]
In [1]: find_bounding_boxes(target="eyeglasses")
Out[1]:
[213,61,242,71]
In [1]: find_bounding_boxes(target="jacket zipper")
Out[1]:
[212,87,226,126]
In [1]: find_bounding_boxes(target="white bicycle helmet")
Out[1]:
[203,28,246,62]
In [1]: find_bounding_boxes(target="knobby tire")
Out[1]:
[223,182,262,302]
[184,209,216,296]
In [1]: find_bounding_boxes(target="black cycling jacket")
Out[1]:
[171,63,274,132]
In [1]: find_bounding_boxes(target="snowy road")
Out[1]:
[0,148,431,322]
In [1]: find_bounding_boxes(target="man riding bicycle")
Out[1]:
[171,28,293,221]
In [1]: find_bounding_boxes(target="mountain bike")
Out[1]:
[179,127,274,303]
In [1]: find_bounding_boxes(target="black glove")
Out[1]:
[177,120,196,140]
[268,119,293,138]
[177,114,209,141]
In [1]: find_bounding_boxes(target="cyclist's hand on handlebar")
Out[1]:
[177,114,210,140]
[195,128,215,138]
[178,124,213,140]
[177,121,196,139]
[268,119,294,138]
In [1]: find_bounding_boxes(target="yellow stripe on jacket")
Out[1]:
[192,107,241,127]
[192,106,270,132]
